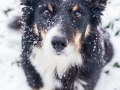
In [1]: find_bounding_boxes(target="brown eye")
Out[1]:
[74,11,81,18]
[43,9,51,17]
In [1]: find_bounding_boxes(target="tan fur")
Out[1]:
[41,30,46,41]
[75,31,82,52]
[48,4,53,11]
[85,24,91,38]
[33,23,46,41]
[72,5,78,12]
[34,23,39,36]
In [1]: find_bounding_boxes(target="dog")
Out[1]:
[20,0,113,90]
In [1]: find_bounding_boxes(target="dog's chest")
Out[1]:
[30,47,84,90]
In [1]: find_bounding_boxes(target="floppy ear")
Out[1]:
[20,0,38,6]
[20,0,38,25]
[86,0,107,9]
[86,0,107,25]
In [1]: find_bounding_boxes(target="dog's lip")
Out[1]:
[55,51,68,57]
[57,53,61,55]
[56,51,62,55]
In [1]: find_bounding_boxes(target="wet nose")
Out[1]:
[51,36,68,51]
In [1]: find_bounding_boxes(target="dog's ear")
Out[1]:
[20,0,36,3]
[86,0,107,26]
[86,0,107,9]
[20,0,40,7]
[20,0,38,6]
[20,0,38,25]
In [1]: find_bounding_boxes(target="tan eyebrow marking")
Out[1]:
[41,29,46,41]
[72,5,79,12]
[48,4,53,11]
[75,30,82,52]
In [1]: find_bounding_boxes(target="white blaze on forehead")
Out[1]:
[46,23,62,36]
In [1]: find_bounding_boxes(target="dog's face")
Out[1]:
[22,0,107,58]
[33,0,92,57]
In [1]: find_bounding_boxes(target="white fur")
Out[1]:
[30,24,83,90]
[74,78,87,90]
[30,47,82,90]
[43,24,78,59]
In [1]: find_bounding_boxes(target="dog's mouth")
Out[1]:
[55,51,67,56]
[56,52,61,55]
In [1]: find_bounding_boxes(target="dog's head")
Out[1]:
[21,0,107,58]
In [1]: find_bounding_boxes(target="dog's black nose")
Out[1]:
[51,36,68,51]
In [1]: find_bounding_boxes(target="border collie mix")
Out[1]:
[21,0,113,90]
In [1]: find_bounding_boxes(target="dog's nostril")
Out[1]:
[61,43,67,47]
[51,36,68,51]
[52,42,56,46]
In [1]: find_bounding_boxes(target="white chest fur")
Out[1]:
[30,47,83,90]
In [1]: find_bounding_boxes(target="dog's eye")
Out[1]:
[74,11,81,18]
[43,9,51,17]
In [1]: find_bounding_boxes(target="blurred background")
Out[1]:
[0,0,120,90]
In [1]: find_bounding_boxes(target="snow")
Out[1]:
[0,0,120,90]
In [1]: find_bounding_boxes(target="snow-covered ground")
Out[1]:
[0,0,120,90]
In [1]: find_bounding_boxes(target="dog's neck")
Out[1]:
[30,47,83,89]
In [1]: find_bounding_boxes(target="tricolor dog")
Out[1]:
[21,0,113,90]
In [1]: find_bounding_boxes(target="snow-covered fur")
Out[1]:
[21,0,113,90]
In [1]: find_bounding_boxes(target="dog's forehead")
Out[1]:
[63,0,67,2]
[65,0,82,3]
[59,0,81,2]
[42,0,83,5]
[62,0,72,2]
[39,0,85,10]
[61,0,80,5]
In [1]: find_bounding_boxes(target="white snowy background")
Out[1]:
[0,0,120,90]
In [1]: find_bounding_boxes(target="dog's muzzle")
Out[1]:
[51,36,68,52]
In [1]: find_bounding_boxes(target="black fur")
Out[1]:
[21,0,113,90]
